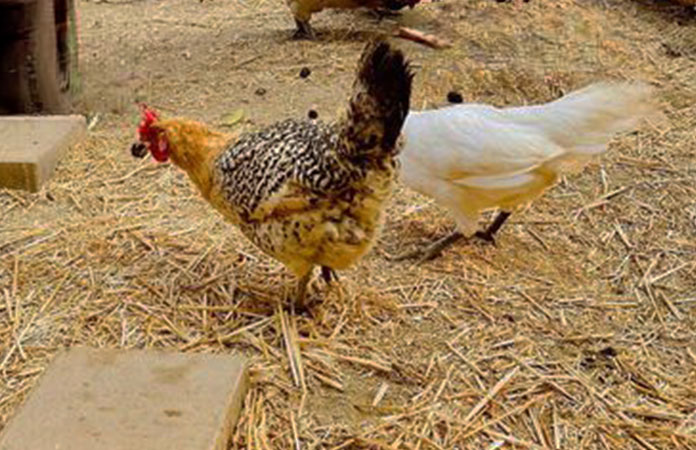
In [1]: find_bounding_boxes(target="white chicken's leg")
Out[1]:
[474,211,511,243]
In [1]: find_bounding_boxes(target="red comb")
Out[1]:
[139,103,159,123]
[135,103,169,162]
[137,103,159,139]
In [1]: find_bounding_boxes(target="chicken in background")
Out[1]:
[130,39,413,309]
[393,82,655,262]
[287,0,421,39]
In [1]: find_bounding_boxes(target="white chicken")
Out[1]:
[395,82,655,261]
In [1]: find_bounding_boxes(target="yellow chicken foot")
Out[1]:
[473,211,511,245]
[293,19,316,40]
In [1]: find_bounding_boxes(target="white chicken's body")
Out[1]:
[399,82,654,236]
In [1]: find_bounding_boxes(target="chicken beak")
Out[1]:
[130,142,148,158]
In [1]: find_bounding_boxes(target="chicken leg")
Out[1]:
[293,266,338,312]
[473,211,511,243]
[294,270,313,311]
[389,211,512,263]
[293,19,316,40]
[321,266,339,284]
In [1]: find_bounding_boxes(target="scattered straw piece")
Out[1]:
[320,350,392,373]
[394,27,452,49]
[372,382,389,407]
[461,367,520,428]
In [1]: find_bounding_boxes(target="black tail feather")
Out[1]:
[343,38,414,156]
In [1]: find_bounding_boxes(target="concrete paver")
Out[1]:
[0,115,86,192]
[0,346,248,450]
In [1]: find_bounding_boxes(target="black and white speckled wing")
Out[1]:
[214,118,364,221]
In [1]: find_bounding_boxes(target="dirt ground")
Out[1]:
[1,0,695,448]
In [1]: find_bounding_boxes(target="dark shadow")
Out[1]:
[267,26,384,44]
[625,0,695,24]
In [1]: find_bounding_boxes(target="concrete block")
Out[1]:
[0,115,86,192]
[0,347,248,450]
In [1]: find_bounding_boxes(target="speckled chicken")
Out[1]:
[130,39,413,308]
[287,0,421,39]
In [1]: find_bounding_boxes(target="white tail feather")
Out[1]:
[508,82,655,157]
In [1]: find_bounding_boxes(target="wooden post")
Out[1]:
[0,0,76,114]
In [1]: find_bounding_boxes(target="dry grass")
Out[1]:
[1,0,696,448]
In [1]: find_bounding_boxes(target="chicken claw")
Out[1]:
[473,211,511,246]
[388,231,464,263]
[389,211,513,263]
[293,266,338,313]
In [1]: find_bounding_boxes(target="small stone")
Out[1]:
[255,87,267,96]
[599,346,617,358]
[299,67,311,79]
[447,91,464,104]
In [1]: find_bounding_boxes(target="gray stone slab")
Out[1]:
[0,346,248,450]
